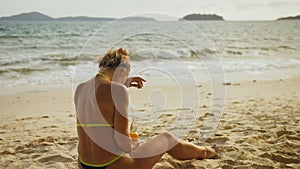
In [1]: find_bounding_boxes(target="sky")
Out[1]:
[0,0,299,20]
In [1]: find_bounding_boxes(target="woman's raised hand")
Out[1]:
[124,77,146,89]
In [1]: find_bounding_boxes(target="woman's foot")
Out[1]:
[198,145,219,159]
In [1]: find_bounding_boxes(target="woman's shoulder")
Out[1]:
[74,77,96,95]
[74,81,89,102]
[110,82,128,94]
[75,78,92,92]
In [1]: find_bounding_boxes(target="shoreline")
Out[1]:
[1,66,300,95]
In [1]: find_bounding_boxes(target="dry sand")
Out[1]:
[0,72,300,169]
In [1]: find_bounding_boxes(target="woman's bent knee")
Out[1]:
[161,132,175,139]
[160,132,179,147]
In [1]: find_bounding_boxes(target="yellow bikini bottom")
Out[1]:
[80,152,125,168]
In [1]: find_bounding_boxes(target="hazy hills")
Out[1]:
[0,12,54,21]
[0,12,155,21]
[1,11,299,21]
[0,11,226,21]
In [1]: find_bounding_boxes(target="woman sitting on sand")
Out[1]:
[74,48,218,169]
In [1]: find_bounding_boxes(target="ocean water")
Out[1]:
[0,20,300,87]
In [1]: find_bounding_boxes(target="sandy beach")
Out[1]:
[0,69,300,169]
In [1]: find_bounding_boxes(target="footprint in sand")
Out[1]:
[223,125,235,130]
[0,130,6,134]
[35,154,74,163]
[276,130,294,138]
[222,146,238,152]
[232,101,241,104]
[15,116,49,122]
[286,135,300,141]
[30,154,41,159]
[205,136,229,144]
[251,164,274,169]
[42,125,58,129]
[0,148,15,155]
[17,117,35,121]
[259,152,300,164]
[222,159,247,167]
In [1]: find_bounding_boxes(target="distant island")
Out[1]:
[0,12,155,22]
[0,12,54,21]
[181,13,224,21]
[277,14,300,20]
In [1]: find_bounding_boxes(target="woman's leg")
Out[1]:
[109,132,217,169]
[109,132,176,169]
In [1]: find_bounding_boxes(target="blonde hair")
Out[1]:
[99,48,130,68]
